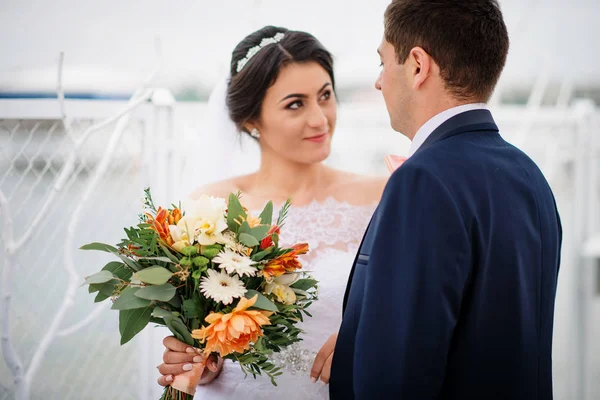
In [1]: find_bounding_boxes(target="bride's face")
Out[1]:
[253,61,337,164]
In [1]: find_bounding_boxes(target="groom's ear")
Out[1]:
[408,47,434,90]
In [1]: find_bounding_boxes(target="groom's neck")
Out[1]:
[407,95,482,139]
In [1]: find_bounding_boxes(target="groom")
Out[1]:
[328,1,562,399]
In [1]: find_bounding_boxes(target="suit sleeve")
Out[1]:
[353,164,471,399]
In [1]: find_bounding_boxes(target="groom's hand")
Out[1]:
[310,332,338,384]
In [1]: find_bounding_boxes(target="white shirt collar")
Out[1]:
[407,103,487,157]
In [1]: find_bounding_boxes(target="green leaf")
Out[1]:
[192,256,209,267]
[133,266,173,285]
[181,246,199,256]
[84,270,116,285]
[159,243,180,263]
[249,225,271,242]
[246,290,278,312]
[227,193,247,232]
[183,298,202,319]
[119,307,153,345]
[276,198,292,227]
[250,247,275,262]
[137,256,176,264]
[102,261,133,281]
[152,306,173,318]
[258,202,273,226]
[117,254,142,272]
[134,284,176,302]
[111,287,152,310]
[238,221,251,235]
[201,245,222,259]
[95,291,111,303]
[152,306,174,319]
[239,233,259,248]
[89,280,118,296]
[168,295,182,308]
[290,279,318,291]
[80,242,118,253]
[165,317,195,346]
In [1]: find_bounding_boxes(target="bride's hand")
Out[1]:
[310,332,338,384]
[157,336,224,386]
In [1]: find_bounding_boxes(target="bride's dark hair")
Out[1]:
[227,25,335,136]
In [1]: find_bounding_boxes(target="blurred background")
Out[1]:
[0,0,599,399]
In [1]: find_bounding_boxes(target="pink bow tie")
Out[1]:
[384,155,407,173]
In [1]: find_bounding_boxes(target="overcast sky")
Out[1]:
[1,0,599,93]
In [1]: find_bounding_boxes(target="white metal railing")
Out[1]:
[1,90,599,399]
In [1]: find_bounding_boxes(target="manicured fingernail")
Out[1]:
[195,348,203,354]
[186,347,195,353]
[182,364,193,371]
[193,356,203,363]
[310,376,317,383]
[166,375,173,382]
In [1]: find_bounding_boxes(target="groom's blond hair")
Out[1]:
[384,0,509,102]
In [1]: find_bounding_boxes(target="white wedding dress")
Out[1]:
[193,198,376,399]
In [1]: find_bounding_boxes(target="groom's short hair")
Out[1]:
[384,0,509,102]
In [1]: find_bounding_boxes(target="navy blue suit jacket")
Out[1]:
[330,109,562,400]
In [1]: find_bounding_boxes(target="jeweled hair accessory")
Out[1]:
[236,32,285,73]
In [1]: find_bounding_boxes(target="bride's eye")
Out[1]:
[319,90,331,101]
[286,100,303,110]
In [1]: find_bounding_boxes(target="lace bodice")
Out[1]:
[193,198,376,399]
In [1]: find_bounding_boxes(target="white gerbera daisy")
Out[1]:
[213,248,258,277]
[199,269,247,305]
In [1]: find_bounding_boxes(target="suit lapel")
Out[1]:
[342,215,374,312]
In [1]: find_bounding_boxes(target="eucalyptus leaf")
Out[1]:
[119,306,153,345]
[152,306,175,319]
[89,280,118,296]
[84,270,116,285]
[95,291,111,303]
[111,287,152,310]
[246,290,278,312]
[238,221,251,235]
[134,284,176,302]
[239,233,259,248]
[133,266,173,285]
[102,261,133,281]
[290,279,318,291]
[249,225,271,241]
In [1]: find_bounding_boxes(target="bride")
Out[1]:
[157,25,386,399]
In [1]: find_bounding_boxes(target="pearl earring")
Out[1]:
[250,128,260,139]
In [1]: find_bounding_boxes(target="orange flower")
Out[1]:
[235,214,262,228]
[260,225,280,250]
[145,207,181,246]
[191,295,272,356]
[262,243,309,280]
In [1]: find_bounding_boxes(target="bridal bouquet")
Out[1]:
[82,189,318,400]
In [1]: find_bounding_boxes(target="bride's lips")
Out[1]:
[304,133,329,143]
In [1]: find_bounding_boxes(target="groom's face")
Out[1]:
[376,38,413,136]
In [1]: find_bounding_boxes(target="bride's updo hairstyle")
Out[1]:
[227,25,335,136]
